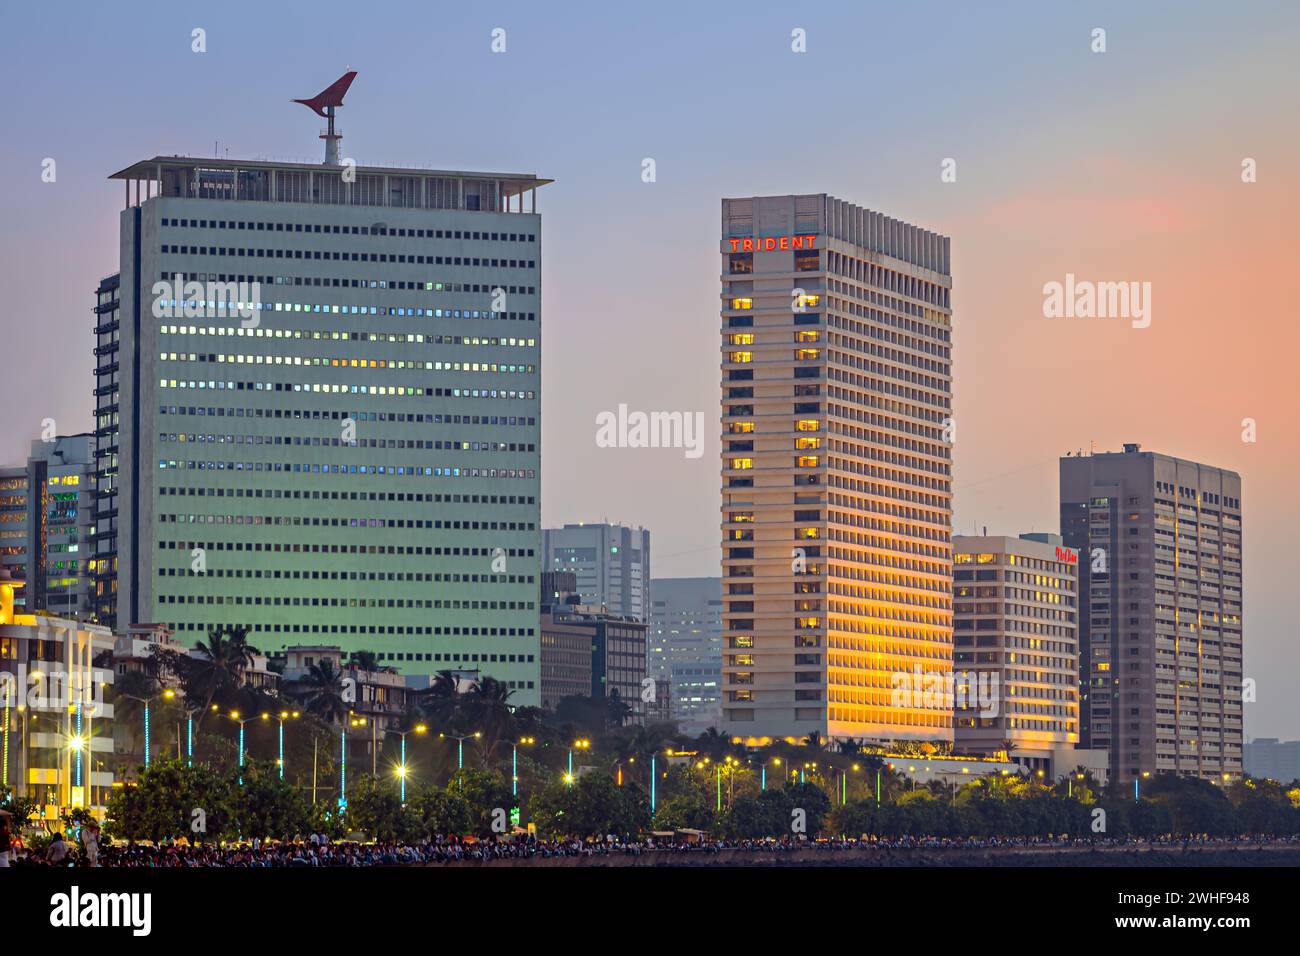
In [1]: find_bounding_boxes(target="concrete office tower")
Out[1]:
[92,274,122,629]
[1060,443,1243,783]
[0,436,97,620]
[719,195,954,743]
[543,523,650,621]
[952,533,1080,774]
[1243,738,1300,783]
[648,576,723,731]
[107,156,548,703]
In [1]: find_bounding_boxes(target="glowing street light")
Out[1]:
[262,710,299,779]
[440,730,481,770]
[568,738,590,785]
[393,723,428,802]
[121,687,175,769]
[510,736,535,797]
[225,710,257,784]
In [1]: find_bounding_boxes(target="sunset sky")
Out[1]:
[1,0,1296,735]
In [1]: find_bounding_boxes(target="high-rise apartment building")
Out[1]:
[952,533,1080,773]
[648,576,722,730]
[719,195,953,743]
[106,155,548,703]
[1060,443,1243,783]
[0,436,97,620]
[92,273,122,629]
[543,523,650,621]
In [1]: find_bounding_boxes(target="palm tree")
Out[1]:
[836,737,863,757]
[697,727,734,762]
[348,650,382,673]
[186,626,258,730]
[294,659,350,727]
[113,670,160,756]
[462,676,515,769]
[418,669,463,729]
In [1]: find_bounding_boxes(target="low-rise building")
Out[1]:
[1,570,116,818]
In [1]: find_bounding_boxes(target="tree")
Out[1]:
[233,759,311,840]
[105,759,238,844]
[184,626,259,731]
[294,658,350,726]
[528,774,649,840]
[345,774,420,842]
[348,650,382,673]
[410,785,474,837]
[462,676,515,769]
[418,670,463,729]
[447,767,515,836]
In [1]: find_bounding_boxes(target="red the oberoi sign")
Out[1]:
[728,235,817,253]
[1055,546,1078,564]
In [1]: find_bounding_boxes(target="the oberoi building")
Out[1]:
[99,154,548,703]
[719,195,953,743]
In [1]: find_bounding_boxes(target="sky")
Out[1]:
[1,0,1297,736]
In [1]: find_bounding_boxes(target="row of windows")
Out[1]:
[157,592,531,611]
[159,541,536,558]
[158,353,535,376]
[158,433,535,453]
[161,217,537,245]
[159,327,535,349]
[159,405,536,427]
[156,458,538,479]
[162,619,537,640]
[161,242,536,271]
[155,286,535,320]
[158,487,536,507]
[158,568,533,584]
[158,513,535,531]
[157,379,537,402]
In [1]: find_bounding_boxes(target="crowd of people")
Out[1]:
[4,826,1298,868]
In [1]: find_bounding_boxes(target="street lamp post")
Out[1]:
[122,688,174,769]
[439,731,481,771]
[393,723,428,803]
[225,711,257,784]
[510,736,534,797]
[567,738,590,785]
[263,710,299,779]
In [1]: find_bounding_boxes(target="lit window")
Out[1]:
[795,419,820,432]
[729,351,753,363]
[730,458,754,470]
[731,297,753,310]
[730,333,755,346]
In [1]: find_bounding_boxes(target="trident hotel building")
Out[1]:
[719,195,954,743]
[101,157,547,701]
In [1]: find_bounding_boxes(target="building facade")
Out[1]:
[92,273,123,629]
[1060,444,1243,783]
[543,523,650,621]
[1243,738,1300,784]
[952,533,1080,774]
[648,576,722,730]
[107,155,547,704]
[0,436,97,620]
[1,570,116,817]
[718,195,954,743]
